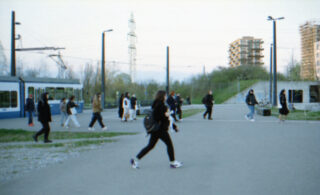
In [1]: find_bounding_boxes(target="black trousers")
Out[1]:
[176,106,182,119]
[89,112,105,128]
[137,130,175,162]
[203,105,213,119]
[36,121,50,140]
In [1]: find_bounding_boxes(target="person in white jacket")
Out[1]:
[122,92,131,122]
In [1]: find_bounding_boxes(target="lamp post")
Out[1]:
[10,11,21,77]
[267,16,284,106]
[101,29,113,109]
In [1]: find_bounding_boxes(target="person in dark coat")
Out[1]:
[279,89,289,122]
[175,93,183,121]
[118,94,124,119]
[203,90,214,120]
[25,94,35,126]
[245,89,259,121]
[130,94,137,120]
[32,92,52,143]
[130,90,183,169]
[166,91,178,122]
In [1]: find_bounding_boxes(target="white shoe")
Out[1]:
[130,158,139,169]
[88,127,95,131]
[170,160,183,168]
[250,118,255,122]
[102,126,108,131]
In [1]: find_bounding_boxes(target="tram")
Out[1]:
[0,76,83,119]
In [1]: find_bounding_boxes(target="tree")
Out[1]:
[287,62,301,81]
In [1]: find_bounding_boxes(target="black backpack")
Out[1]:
[143,110,161,134]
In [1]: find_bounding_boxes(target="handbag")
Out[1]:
[70,107,77,115]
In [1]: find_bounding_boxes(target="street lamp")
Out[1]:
[11,11,21,77]
[267,16,284,106]
[101,29,113,109]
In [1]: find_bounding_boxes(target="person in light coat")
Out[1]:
[122,92,131,122]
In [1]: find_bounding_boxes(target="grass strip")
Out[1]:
[270,108,320,120]
[0,129,137,143]
[0,139,116,150]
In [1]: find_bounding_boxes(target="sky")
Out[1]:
[0,0,320,83]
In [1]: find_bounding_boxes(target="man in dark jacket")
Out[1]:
[32,93,52,143]
[166,91,178,122]
[245,89,258,121]
[203,90,214,120]
[25,94,35,126]
[175,93,183,121]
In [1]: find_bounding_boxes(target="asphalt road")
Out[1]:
[1,104,320,195]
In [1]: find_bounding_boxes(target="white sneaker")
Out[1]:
[250,118,255,122]
[88,127,95,131]
[130,158,139,169]
[102,126,108,131]
[170,161,183,168]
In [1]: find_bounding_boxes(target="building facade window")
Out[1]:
[288,90,303,103]
[309,85,320,103]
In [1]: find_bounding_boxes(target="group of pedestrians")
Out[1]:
[118,92,137,122]
[244,89,289,122]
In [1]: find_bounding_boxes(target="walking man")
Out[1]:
[25,94,35,126]
[203,90,214,120]
[88,93,108,131]
[245,89,258,122]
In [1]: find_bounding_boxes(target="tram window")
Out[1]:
[310,85,320,103]
[28,87,34,97]
[75,89,80,101]
[45,87,55,100]
[56,87,65,100]
[66,88,73,99]
[11,91,17,107]
[288,90,303,103]
[35,88,43,102]
[0,91,10,108]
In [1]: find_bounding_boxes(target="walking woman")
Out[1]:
[88,93,108,131]
[32,92,52,143]
[245,89,258,122]
[279,89,289,122]
[130,90,183,169]
[64,95,80,128]
[122,92,130,122]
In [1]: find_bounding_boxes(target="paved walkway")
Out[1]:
[1,104,320,195]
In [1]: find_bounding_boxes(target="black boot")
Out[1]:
[44,140,52,143]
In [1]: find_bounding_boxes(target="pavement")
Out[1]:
[0,104,320,195]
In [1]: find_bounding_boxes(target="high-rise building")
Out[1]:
[315,41,320,79]
[229,36,264,68]
[300,20,320,80]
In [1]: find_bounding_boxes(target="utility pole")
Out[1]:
[166,46,170,95]
[268,16,284,107]
[10,11,20,76]
[269,43,273,104]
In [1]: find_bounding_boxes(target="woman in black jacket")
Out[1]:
[245,89,258,121]
[279,89,289,122]
[32,92,52,143]
[131,90,183,169]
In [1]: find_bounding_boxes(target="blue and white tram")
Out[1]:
[0,76,84,119]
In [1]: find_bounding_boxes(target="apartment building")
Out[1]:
[229,36,264,68]
[300,20,320,80]
[315,41,320,79]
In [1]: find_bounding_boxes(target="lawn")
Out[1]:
[0,129,137,143]
[270,108,320,120]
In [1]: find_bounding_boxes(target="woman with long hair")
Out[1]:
[88,93,108,131]
[131,90,182,169]
[279,89,289,122]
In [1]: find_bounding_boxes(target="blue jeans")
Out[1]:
[247,105,255,119]
[27,111,33,124]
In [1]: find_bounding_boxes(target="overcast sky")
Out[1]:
[0,0,319,82]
